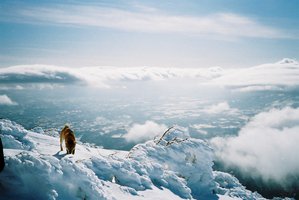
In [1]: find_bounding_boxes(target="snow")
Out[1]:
[213,171,264,200]
[0,119,289,199]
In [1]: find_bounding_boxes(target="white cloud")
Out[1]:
[0,64,82,83]
[1,58,299,90]
[211,107,299,185]
[2,4,292,39]
[0,85,24,90]
[190,124,216,129]
[0,64,223,88]
[124,121,168,143]
[209,58,299,91]
[232,85,284,92]
[190,124,216,135]
[0,95,17,105]
[202,102,232,114]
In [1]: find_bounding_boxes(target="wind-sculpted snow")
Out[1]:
[214,171,265,200]
[0,119,280,199]
[127,128,215,199]
[0,120,36,150]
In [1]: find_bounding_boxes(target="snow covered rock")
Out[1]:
[0,119,36,150]
[128,127,216,199]
[214,171,265,200]
[0,119,274,200]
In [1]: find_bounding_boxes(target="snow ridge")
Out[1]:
[0,119,273,200]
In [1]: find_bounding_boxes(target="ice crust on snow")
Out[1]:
[0,119,283,200]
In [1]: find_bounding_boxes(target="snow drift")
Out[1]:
[0,119,280,199]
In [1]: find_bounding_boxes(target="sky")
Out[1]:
[0,0,299,68]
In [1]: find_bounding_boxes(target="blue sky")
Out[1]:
[0,0,298,68]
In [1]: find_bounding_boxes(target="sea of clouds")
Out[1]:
[0,58,298,91]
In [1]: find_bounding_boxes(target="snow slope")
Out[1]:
[0,119,276,200]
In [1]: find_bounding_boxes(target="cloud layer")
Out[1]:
[210,58,299,90]
[1,4,291,39]
[0,64,224,88]
[0,58,298,90]
[0,65,82,84]
[124,121,167,142]
[211,107,299,185]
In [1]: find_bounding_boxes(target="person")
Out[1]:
[0,137,4,172]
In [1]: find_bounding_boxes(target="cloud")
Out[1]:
[1,58,299,90]
[0,64,223,88]
[0,65,82,84]
[0,95,17,105]
[124,121,167,143]
[211,107,299,186]
[0,85,24,90]
[209,58,299,91]
[79,66,224,85]
[202,102,234,114]
[1,3,292,39]
[232,85,284,92]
